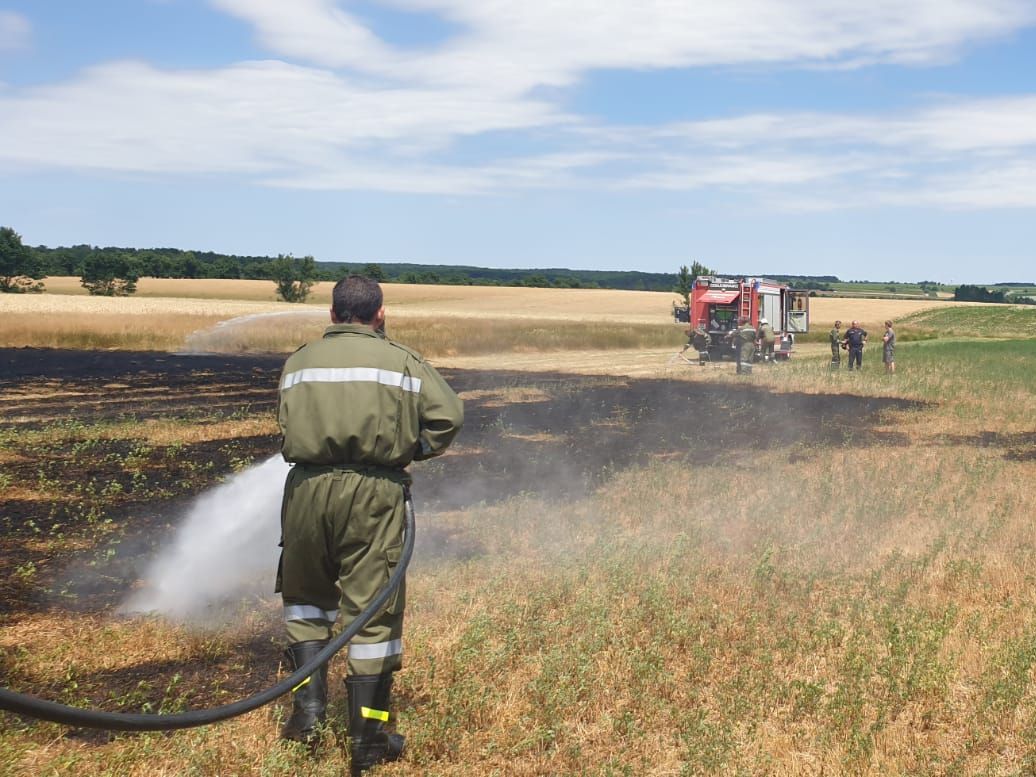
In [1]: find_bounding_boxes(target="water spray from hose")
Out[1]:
[181,310,326,354]
[120,455,289,621]
[0,490,417,732]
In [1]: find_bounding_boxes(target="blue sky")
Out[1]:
[1,1,1035,283]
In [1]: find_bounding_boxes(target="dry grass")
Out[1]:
[4,349,1032,748]
[0,416,278,451]
[3,285,1035,776]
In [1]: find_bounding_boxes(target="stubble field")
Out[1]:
[1,282,1035,776]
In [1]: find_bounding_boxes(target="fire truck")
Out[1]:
[674,276,810,361]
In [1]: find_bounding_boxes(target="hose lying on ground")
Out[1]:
[0,497,416,732]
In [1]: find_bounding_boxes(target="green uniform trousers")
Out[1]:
[278,464,408,676]
[737,341,754,372]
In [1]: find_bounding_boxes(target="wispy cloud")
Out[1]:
[0,59,564,183]
[211,0,1036,92]
[2,1,1036,208]
[0,10,31,52]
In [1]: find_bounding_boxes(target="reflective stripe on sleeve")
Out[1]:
[280,367,421,393]
[349,638,403,660]
[284,604,339,622]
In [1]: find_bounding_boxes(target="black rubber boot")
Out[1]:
[346,673,405,775]
[280,639,329,743]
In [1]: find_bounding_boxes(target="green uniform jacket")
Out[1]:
[737,325,757,346]
[278,324,463,468]
[759,323,776,344]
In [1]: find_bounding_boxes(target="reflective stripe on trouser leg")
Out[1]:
[284,608,338,644]
[349,637,404,676]
[338,477,408,676]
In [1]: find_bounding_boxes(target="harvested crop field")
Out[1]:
[0,346,919,551]
[4,336,1036,776]
[0,346,921,759]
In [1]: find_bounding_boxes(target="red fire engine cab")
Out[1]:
[674,276,810,361]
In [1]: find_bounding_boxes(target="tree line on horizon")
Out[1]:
[0,227,1031,304]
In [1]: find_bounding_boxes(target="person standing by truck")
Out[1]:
[727,316,757,374]
[829,320,843,369]
[757,317,777,362]
[276,275,464,774]
[843,321,868,370]
[882,320,896,374]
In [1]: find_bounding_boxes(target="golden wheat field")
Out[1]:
[37,276,949,323]
[1,279,956,359]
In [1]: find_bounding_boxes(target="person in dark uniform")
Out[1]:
[692,324,712,365]
[277,275,464,774]
[843,320,868,370]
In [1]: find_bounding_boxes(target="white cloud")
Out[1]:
[3,1,1036,208]
[658,96,1036,153]
[0,11,31,52]
[879,162,1036,209]
[211,0,393,73]
[4,53,1036,207]
[209,0,1036,93]
[0,59,565,187]
[620,153,877,191]
[597,97,1036,208]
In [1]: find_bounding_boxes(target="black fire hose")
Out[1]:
[0,496,416,732]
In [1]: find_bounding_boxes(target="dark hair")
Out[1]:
[332,275,383,323]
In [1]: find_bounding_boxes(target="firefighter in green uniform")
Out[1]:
[829,320,842,369]
[757,317,776,362]
[727,316,756,374]
[276,275,463,774]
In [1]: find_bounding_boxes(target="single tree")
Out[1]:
[0,226,45,293]
[362,263,386,282]
[270,254,317,302]
[79,251,140,296]
[673,266,693,307]
[673,261,713,306]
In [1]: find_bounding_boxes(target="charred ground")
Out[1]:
[1,346,928,592]
[1,346,926,716]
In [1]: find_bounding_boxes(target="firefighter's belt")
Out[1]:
[294,462,412,484]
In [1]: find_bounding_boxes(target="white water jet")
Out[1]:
[120,454,291,621]
[181,309,325,354]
